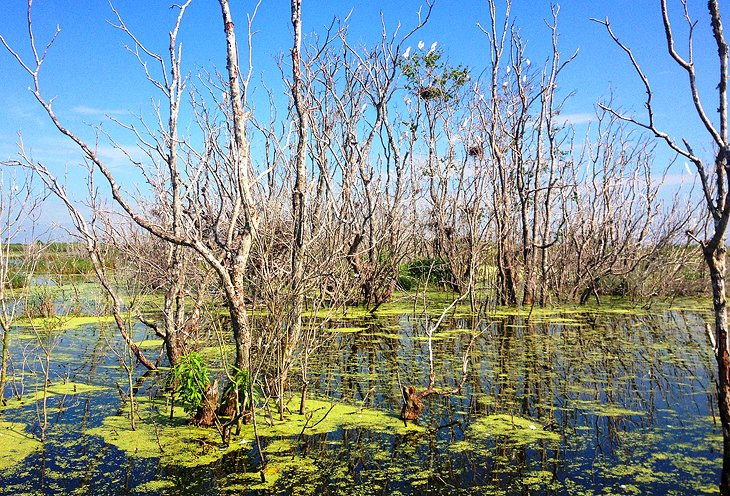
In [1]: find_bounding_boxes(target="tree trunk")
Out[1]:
[400,386,424,421]
[0,322,9,403]
[228,295,251,372]
[705,244,730,495]
[195,380,220,427]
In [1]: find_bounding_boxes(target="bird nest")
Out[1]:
[467,145,483,158]
[417,86,443,101]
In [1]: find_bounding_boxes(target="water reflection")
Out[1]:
[0,307,721,494]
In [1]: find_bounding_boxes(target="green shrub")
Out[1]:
[398,272,418,291]
[6,271,29,289]
[404,257,454,286]
[221,367,260,415]
[169,352,210,417]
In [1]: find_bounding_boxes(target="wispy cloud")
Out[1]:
[95,144,145,170]
[72,105,129,117]
[6,134,144,172]
[558,112,595,126]
[659,172,698,188]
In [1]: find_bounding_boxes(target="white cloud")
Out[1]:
[558,113,595,126]
[72,105,129,117]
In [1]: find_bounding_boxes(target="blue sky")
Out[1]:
[0,0,724,227]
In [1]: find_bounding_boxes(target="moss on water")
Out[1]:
[219,454,320,494]
[325,326,367,334]
[131,479,177,494]
[136,339,164,349]
[264,395,424,437]
[14,315,116,331]
[1,381,107,411]
[462,413,560,446]
[570,400,645,417]
[0,421,40,470]
[197,344,235,363]
[88,397,250,468]
[88,393,421,474]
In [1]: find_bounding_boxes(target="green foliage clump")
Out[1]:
[402,257,454,287]
[399,45,469,102]
[170,352,210,417]
[221,366,261,415]
[6,271,29,289]
[28,286,56,318]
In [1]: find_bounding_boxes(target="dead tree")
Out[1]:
[594,1,730,492]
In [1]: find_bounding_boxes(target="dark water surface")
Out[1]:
[0,302,721,495]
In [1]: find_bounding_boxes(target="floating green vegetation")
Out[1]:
[0,421,40,471]
[14,315,116,331]
[570,399,645,417]
[459,414,560,447]
[130,479,178,494]
[46,381,106,396]
[521,470,560,491]
[219,453,320,494]
[196,344,235,364]
[1,381,108,411]
[325,326,367,334]
[89,393,421,474]
[136,339,164,349]
[263,395,424,437]
[361,331,401,339]
[88,397,246,468]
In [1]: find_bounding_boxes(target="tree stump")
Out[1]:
[194,380,219,427]
[400,386,424,421]
[217,386,238,419]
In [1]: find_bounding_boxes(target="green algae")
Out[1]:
[461,413,560,446]
[219,454,320,494]
[131,479,177,494]
[263,395,425,437]
[0,288,721,494]
[14,315,116,332]
[88,397,249,467]
[522,470,559,490]
[0,421,40,471]
[1,381,108,411]
[570,400,645,417]
[325,326,367,334]
[87,393,422,474]
[197,344,235,363]
[136,339,164,349]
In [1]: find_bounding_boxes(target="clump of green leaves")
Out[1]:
[399,43,470,102]
[402,257,455,288]
[170,352,210,417]
[221,367,261,415]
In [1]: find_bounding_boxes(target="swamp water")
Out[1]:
[0,298,722,495]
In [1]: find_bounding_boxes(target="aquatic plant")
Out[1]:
[169,352,210,418]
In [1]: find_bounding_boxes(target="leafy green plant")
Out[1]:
[6,271,29,289]
[169,352,210,417]
[221,367,261,415]
[404,257,454,287]
[399,44,470,102]
[28,286,56,318]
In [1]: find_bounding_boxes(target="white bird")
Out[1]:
[361,103,368,114]
[428,41,438,53]
[404,96,412,105]
[418,40,425,50]
[502,81,508,89]
[402,46,411,59]
[505,66,511,75]
[526,58,532,67]
[522,75,527,84]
